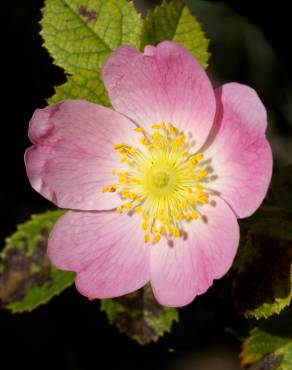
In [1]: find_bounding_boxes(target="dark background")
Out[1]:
[1,1,292,369]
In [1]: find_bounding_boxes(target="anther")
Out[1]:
[144,234,150,243]
[153,235,161,244]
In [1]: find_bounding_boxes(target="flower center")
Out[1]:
[102,123,209,244]
[152,171,169,188]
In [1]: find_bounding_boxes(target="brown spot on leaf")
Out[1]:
[113,285,164,345]
[0,230,52,307]
[78,6,97,22]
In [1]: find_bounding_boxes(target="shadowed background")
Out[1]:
[1,1,292,369]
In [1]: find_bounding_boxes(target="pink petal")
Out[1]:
[48,210,150,298]
[150,197,239,307]
[203,83,273,218]
[25,100,137,210]
[102,41,216,150]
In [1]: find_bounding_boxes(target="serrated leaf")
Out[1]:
[48,71,110,105]
[272,164,292,214]
[101,285,178,345]
[232,218,292,320]
[0,211,75,313]
[41,0,142,74]
[140,0,210,67]
[241,311,292,369]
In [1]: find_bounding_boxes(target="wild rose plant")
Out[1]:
[25,41,272,307]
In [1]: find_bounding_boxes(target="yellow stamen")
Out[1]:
[102,185,109,193]
[197,169,208,179]
[139,137,149,146]
[133,127,144,132]
[118,172,127,182]
[114,143,126,150]
[199,195,209,204]
[121,190,130,198]
[116,206,123,214]
[104,122,210,244]
[153,235,161,244]
[141,221,149,231]
[173,228,180,238]
[144,234,150,243]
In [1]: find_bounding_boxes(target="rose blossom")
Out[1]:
[25,41,272,307]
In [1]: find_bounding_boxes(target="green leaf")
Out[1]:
[241,311,292,369]
[48,71,110,105]
[41,0,142,104]
[0,211,75,313]
[41,0,142,74]
[272,164,292,214]
[232,218,292,319]
[101,285,179,345]
[140,0,210,67]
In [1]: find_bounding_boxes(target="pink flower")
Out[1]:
[25,41,272,307]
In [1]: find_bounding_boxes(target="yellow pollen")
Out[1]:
[199,195,209,204]
[197,169,208,179]
[102,185,110,193]
[116,206,123,214]
[153,235,161,244]
[160,122,167,130]
[102,185,116,193]
[118,172,127,182]
[133,127,144,132]
[104,123,210,244]
[173,228,180,238]
[141,221,149,231]
[121,190,130,198]
[167,123,177,135]
[139,137,149,146]
[144,234,150,243]
[114,143,126,150]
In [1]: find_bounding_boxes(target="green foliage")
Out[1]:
[41,0,142,73]
[41,0,142,104]
[140,0,210,67]
[42,0,211,104]
[48,71,110,105]
[101,285,179,345]
[0,211,75,313]
[241,311,292,369]
[232,218,292,320]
